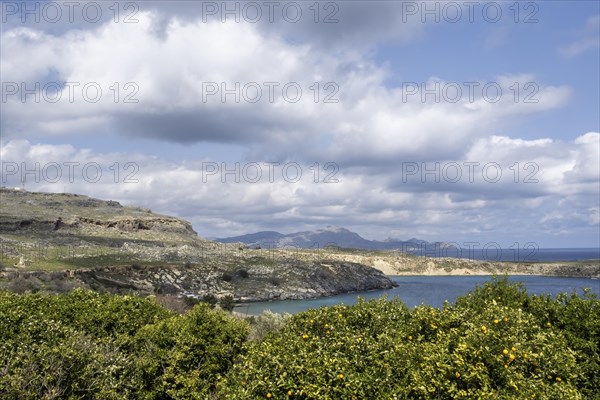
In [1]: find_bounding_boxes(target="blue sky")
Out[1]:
[1,1,599,248]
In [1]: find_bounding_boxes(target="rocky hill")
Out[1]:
[0,188,396,300]
[0,188,196,237]
[216,225,446,251]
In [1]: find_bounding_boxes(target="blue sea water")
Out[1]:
[234,275,600,315]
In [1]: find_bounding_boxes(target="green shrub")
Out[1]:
[0,289,248,399]
[131,303,249,399]
[0,289,170,399]
[202,293,218,308]
[219,277,596,399]
[219,295,235,312]
[246,310,292,341]
[0,276,597,399]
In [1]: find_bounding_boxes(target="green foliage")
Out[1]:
[131,303,249,399]
[524,289,600,398]
[246,310,292,341]
[0,277,598,399]
[220,276,599,399]
[0,289,248,399]
[182,295,201,307]
[202,294,218,308]
[219,295,235,312]
[0,289,169,399]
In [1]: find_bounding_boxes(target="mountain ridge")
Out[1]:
[216,226,446,251]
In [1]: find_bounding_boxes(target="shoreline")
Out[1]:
[388,274,600,277]
[383,267,600,278]
[316,251,600,279]
[232,273,599,306]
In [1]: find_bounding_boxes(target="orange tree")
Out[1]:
[218,276,598,399]
[1,276,597,399]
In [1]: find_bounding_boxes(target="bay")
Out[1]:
[234,275,600,315]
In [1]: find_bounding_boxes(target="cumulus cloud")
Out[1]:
[1,13,571,167]
[1,134,598,246]
[1,12,361,146]
[1,2,598,247]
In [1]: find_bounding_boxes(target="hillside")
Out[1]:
[0,188,396,300]
[1,189,597,302]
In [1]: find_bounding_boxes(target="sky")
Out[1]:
[0,0,599,248]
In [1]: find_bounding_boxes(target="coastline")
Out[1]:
[318,252,600,278]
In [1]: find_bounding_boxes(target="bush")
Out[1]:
[238,269,249,278]
[155,294,191,314]
[222,272,233,282]
[182,295,201,307]
[0,289,249,399]
[222,269,249,282]
[202,293,218,308]
[1,277,598,399]
[219,277,597,399]
[6,275,41,293]
[131,303,249,399]
[246,310,292,341]
[219,295,235,312]
[0,289,172,399]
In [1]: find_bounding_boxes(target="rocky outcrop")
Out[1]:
[0,216,59,232]
[0,188,199,238]
[76,216,196,235]
[48,260,398,302]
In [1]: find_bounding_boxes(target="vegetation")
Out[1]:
[0,277,598,399]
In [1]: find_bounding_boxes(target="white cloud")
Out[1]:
[2,14,571,164]
[1,135,597,246]
[559,14,600,57]
[0,3,597,247]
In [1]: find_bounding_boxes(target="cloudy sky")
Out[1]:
[1,0,599,248]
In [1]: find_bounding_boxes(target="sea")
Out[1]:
[234,276,600,315]
[234,248,600,315]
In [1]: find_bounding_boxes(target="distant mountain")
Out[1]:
[216,225,444,251]
[216,231,285,244]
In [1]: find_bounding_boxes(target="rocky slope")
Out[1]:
[0,188,196,236]
[0,188,397,300]
[0,247,397,301]
[2,258,394,301]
